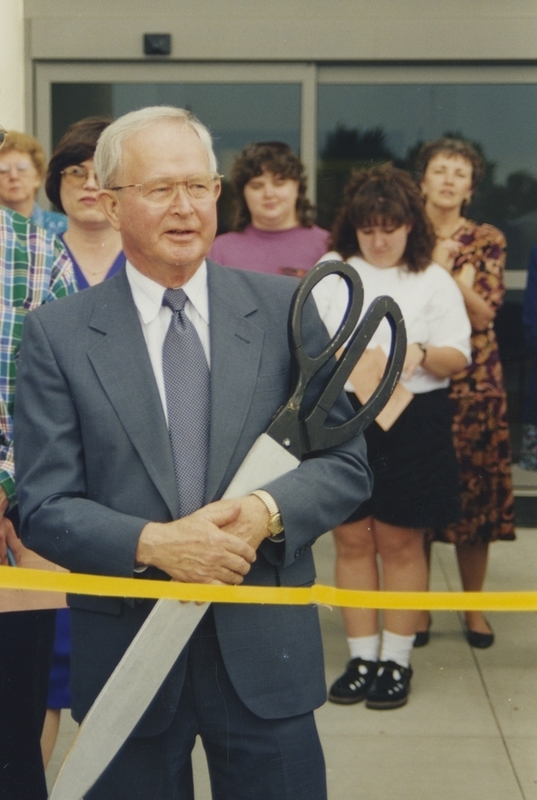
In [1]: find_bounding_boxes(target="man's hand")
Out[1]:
[0,516,18,566]
[221,494,271,550]
[136,500,257,584]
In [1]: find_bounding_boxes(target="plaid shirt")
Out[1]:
[0,208,75,505]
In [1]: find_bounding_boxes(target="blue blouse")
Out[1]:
[59,234,125,290]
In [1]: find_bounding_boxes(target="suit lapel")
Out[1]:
[85,271,180,518]
[205,263,264,501]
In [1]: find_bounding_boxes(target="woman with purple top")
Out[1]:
[40,117,124,767]
[209,141,329,276]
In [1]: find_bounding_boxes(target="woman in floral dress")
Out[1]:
[415,137,515,648]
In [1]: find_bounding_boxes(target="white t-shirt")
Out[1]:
[313,252,472,395]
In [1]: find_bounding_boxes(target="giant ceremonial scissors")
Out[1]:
[50,260,406,799]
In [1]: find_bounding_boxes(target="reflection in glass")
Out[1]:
[317,82,537,451]
[52,82,301,232]
[317,84,537,271]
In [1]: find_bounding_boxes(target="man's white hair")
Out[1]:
[93,106,218,188]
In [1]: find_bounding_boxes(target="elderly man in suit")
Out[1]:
[14,107,372,800]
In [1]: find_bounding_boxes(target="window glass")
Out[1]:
[317,83,537,271]
[51,82,302,231]
[317,82,537,450]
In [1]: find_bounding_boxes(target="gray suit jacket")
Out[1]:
[14,261,372,734]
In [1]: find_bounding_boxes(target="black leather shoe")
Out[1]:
[366,661,413,709]
[414,617,431,648]
[465,622,494,649]
[328,658,378,705]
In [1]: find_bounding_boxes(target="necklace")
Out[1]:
[82,265,110,277]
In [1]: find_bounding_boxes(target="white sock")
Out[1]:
[347,634,380,662]
[379,630,414,669]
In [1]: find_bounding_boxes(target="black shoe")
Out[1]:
[414,617,431,648]
[465,622,494,649]
[328,658,378,705]
[365,660,413,709]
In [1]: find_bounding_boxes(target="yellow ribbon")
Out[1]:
[1,566,537,610]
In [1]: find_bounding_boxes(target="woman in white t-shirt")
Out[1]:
[314,164,471,710]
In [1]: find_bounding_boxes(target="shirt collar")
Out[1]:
[126,260,209,325]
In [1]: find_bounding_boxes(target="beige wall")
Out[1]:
[25,0,537,61]
[0,0,25,130]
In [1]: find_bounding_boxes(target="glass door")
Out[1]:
[34,62,316,231]
[316,65,537,452]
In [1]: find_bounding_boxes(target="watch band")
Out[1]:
[250,489,284,539]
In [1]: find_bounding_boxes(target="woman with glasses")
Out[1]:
[41,117,124,768]
[209,141,328,277]
[45,117,124,290]
[0,130,67,235]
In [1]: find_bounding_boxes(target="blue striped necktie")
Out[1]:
[162,288,210,516]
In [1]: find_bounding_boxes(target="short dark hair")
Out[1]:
[45,117,112,213]
[414,137,485,189]
[230,141,315,230]
[329,163,436,272]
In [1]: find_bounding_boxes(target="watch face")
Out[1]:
[268,513,284,535]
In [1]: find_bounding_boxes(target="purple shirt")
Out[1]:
[209,224,330,276]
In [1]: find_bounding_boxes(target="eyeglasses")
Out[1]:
[60,165,99,185]
[0,162,32,176]
[0,127,5,149]
[108,173,223,206]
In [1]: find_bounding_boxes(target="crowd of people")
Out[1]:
[0,108,522,799]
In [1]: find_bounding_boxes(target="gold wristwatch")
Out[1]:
[250,489,284,538]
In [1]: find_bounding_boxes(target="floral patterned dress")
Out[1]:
[436,219,516,544]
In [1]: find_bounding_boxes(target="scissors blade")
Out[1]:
[51,601,209,800]
[50,433,299,800]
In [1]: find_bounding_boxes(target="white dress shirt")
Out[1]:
[126,260,210,423]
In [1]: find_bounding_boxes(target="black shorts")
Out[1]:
[346,388,461,529]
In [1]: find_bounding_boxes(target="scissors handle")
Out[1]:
[266,261,365,458]
[304,295,406,452]
[287,260,364,370]
[266,260,406,458]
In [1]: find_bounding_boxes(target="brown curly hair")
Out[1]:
[230,141,315,231]
[329,164,436,272]
[414,137,485,190]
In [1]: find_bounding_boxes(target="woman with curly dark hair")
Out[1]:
[314,164,471,709]
[415,137,515,649]
[209,141,328,275]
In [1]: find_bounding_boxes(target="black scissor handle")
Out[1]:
[304,295,407,453]
[266,261,365,458]
[289,260,364,371]
[266,261,407,459]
